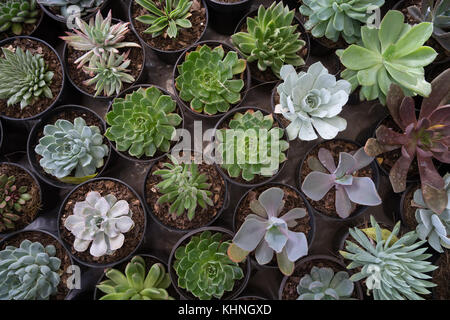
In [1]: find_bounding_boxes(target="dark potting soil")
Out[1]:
[402,184,420,231]
[0,38,63,119]
[0,231,71,300]
[0,163,41,232]
[300,140,374,218]
[433,251,450,300]
[0,2,43,40]
[145,157,225,230]
[131,0,206,52]
[59,179,145,265]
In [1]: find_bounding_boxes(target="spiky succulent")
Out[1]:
[301,147,381,219]
[175,45,247,115]
[135,0,193,39]
[64,191,135,257]
[0,47,54,109]
[231,2,306,78]
[37,0,104,19]
[174,231,244,300]
[364,69,450,214]
[0,174,32,232]
[274,62,350,141]
[35,117,109,180]
[336,10,437,105]
[105,86,182,159]
[297,267,355,300]
[97,256,174,300]
[61,10,141,69]
[408,0,450,52]
[299,0,385,44]
[0,240,61,300]
[216,110,289,182]
[0,0,40,35]
[340,216,437,300]
[228,187,308,276]
[154,155,213,221]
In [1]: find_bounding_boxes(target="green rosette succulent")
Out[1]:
[0,174,32,232]
[0,0,40,35]
[38,0,104,19]
[175,44,247,115]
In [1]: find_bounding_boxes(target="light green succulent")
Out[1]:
[0,174,32,232]
[0,0,40,35]
[38,0,104,19]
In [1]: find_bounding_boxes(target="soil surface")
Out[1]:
[433,251,450,300]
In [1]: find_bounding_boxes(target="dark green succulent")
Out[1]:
[0,174,32,232]
[0,0,40,35]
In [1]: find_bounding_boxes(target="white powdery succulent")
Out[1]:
[64,191,134,257]
[274,62,351,141]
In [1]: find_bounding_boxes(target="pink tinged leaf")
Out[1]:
[258,187,285,218]
[428,105,450,126]
[318,148,336,173]
[345,177,382,206]
[420,69,450,119]
[351,147,375,171]
[281,208,307,223]
[232,217,267,252]
[335,152,356,177]
[255,240,274,265]
[364,138,400,157]
[285,231,308,262]
[399,97,417,129]
[386,84,406,129]
[301,172,335,201]
[417,149,445,190]
[335,186,352,219]
[432,151,450,164]
[375,125,408,145]
[389,148,414,193]
[417,155,447,214]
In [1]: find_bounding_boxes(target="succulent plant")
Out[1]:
[0,174,32,232]
[154,155,213,221]
[216,110,289,182]
[336,10,437,105]
[135,0,193,39]
[274,62,350,141]
[297,267,355,300]
[64,191,134,257]
[412,173,450,253]
[408,0,450,52]
[175,44,247,115]
[0,47,54,109]
[301,147,381,219]
[340,216,437,300]
[61,10,141,69]
[0,240,61,300]
[105,86,182,159]
[35,117,109,180]
[231,2,306,78]
[364,69,450,214]
[174,230,244,300]
[299,0,385,44]
[38,0,104,19]
[97,255,174,300]
[228,187,308,276]
[0,0,40,35]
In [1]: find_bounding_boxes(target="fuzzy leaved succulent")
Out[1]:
[105,86,182,159]
[64,191,134,257]
[35,117,109,180]
[136,0,193,39]
[97,256,174,300]
[37,0,104,18]
[174,231,244,300]
[301,147,381,219]
[337,10,437,105]
[0,174,32,232]
[0,0,40,35]
[299,0,385,44]
[274,62,350,141]
[364,69,450,214]
[175,45,247,115]
[340,216,437,300]
[0,47,54,109]
[228,187,308,276]
[231,2,306,78]
[0,240,61,300]
[297,267,355,300]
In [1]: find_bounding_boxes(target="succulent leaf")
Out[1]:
[0,174,32,232]
[0,0,39,35]
[38,0,104,18]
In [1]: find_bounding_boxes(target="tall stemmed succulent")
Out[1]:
[0,174,32,232]
[0,0,40,35]
[37,0,104,19]
[231,2,306,78]
[364,69,450,214]
[301,147,381,219]
[228,187,308,276]
[340,216,437,300]
[337,10,437,105]
[274,62,350,141]
[175,45,247,115]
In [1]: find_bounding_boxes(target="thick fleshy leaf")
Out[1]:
[258,187,285,218]
[335,186,352,219]
[345,177,382,206]
[420,68,450,119]
[255,240,274,265]
[232,218,267,252]
[285,231,308,262]
[301,171,334,201]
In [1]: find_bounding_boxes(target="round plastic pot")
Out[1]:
[104,84,185,164]
[398,183,419,232]
[0,119,3,155]
[205,0,253,35]
[235,295,267,300]
[38,0,111,25]
[172,40,251,120]
[168,226,251,300]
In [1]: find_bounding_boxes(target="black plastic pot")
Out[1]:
[0,36,65,122]
[168,226,251,300]
[57,177,147,269]
[205,0,253,35]
[398,183,420,232]
[105,84,185,164]
[172,40,252,120]
[128,0,209,65]
[277,254,364,300]
[297,138,380,222]
[235,295,267,300]
[282,0,299,10]
[27,104,112,190]
[38,0,111,25]
[0,119,3,156]
[213,106,290,188]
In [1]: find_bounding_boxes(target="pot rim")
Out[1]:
[206,0,252,6]
[37,0,110,24]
